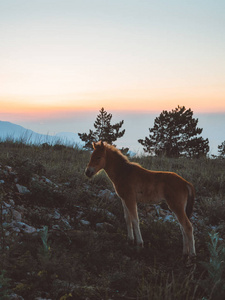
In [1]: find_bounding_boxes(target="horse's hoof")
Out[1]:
[183,255,197,268]
[136,242,144,252]
[182,254,189,263]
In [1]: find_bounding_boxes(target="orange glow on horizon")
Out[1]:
[1,83,225,122]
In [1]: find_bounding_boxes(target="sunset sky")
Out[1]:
[1,0,225,125]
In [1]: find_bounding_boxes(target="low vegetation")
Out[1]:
[0,140,225,299]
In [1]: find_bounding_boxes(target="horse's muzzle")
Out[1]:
[85,167,95,178]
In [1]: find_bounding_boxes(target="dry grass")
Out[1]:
[0,140,225,299]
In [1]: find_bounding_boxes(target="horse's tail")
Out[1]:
[186,183,195,220]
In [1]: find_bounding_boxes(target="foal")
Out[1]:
[85,141,196,258]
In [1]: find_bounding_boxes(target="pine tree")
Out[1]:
[138,105,209,158]
[78,108,125,150]
[218,141,225,157]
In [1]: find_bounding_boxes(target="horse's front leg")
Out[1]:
[122,199,144,248]
[121,199,134,245]
[132,217,144,248]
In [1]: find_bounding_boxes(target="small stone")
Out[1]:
[53,210,61,220]
[11,226,21,233]
[159,209,167,217]
[61,218,72,229]
[15,221,36,234]
[52,225,60,230]
[9,199,15,205]
[11,209,22,222]
[8,293,25,300]
[163,215,175,223]
[2,208,9,215]
[80,220,91,226]
[98,189,116,201]
[6,166,12,172]
[91,207,116,219]
[41,176,53,184]
[3,201,11,208]
[96,222,113,230]
[16,184,30,194]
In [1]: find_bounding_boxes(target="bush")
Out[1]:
[201,231,225,299]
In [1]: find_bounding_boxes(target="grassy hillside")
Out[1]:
[1,140,225,299]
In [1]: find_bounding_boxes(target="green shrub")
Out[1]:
[201,231,225,300]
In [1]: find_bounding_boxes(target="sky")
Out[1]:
[0,0,225,153]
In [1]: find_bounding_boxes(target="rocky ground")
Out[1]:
[1,151,225,299]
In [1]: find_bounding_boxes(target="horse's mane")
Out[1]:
[104,143,129,163]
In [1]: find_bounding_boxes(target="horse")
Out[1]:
[85,141,196,258]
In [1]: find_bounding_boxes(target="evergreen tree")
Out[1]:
[218,141,225,157]
[138,105,209,158]
[78,108,125,149]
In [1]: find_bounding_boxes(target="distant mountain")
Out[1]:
[0,121,137,154]
[0,121,83,147]
[55,132,83,145]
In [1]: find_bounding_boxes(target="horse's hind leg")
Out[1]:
[180,225,190,257]
[176,212,196,257]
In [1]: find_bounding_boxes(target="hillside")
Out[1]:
[0,121,83,146]
[0,141,225,299]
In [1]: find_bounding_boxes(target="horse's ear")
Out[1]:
[92,142,97,149]
[100,141,104,149]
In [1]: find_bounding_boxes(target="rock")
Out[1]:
[48,210,61,220]
[11,209,22,222]
[52,224,60,230]
[9,225,21,233]
[2,208,9,216]
[96,222,114,230]
[3,201,11,208]
[76,211,85,219]
[163,214,176,223]
[40,176,58,188]
[159,209,167,217]
[16,184,30,194]
[8,293,25,300]
[2,202,10,216]
[9,199,15,205]
[80,220,91,226]
[91,207,116,219]
[6,166,13,172]
[53,210,61,220]
[41,176,53,184]
[98,189,116,201]
[14,221,36,234]
[61,218,72,229]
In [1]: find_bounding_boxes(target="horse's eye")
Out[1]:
[97,157,101,160]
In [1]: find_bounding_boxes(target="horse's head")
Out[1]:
[85,141,106,178]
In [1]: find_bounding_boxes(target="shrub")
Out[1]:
[201,231,225,300]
